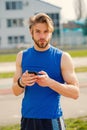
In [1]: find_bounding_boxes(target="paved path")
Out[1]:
[0,87,87,125]
[0,57,87,73]
[0,72,87,92]
[72,57,87,67]
[0,72,87,125]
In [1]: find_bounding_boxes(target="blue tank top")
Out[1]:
[21,46,65,119]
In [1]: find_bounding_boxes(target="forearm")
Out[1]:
[48,79,79,99]
[12,82,24,96]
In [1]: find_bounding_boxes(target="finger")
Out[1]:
[26,79,36,86]
[27,82,35,86]
[27,77,37,83]
[38,70,46,75]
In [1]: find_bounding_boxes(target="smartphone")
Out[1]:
[28,71,38,75]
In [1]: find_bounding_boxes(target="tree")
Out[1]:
[73,0,87,20]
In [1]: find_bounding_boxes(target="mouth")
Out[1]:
[39,39,46,43]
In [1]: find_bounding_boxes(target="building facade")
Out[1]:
[0,0,61,49]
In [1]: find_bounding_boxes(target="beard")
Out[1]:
[32,37,51,48]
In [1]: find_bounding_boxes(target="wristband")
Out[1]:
[17,77,25,88]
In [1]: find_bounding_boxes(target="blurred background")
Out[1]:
[0,0,87,129]
[0,0,87,52]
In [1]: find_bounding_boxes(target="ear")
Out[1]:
[30,28,33,35]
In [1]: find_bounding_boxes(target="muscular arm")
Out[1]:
[49,52,79,99]
[12,51,25,96]
[12,51,38,96]
[36,52,79,99]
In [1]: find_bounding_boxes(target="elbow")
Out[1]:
[12,90,20,96]
[73,94,79,100]
[73,90,80,100]
[14,93,20,96]
[72,85,80,99]
[12,87,21,96]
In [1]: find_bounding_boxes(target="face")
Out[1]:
[30,23,52,50]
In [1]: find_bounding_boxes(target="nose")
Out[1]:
[39,33,45,39]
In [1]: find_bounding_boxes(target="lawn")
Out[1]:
[0,116,87,130]
[0,49,87,62]
[0,66,87,79]
[0,72,14,78]
[0,54,16,62]
[65,116,87,130]
[67,49,87,57]
[0,49,87,78]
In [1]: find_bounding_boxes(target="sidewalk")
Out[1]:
[72,57,87,67]
[0,57,87,72]
[0,72,87,95]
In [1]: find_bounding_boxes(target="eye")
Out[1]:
[44,30,49,33]
[35,29,40,33]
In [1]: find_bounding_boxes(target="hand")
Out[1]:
[21,70,38,86]
[36,71,51,87]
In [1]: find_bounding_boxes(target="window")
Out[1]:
[47,13,60,36]
[47,13,59,27]
[0,37,1,45]
[6,2,11,9]
[12,1,16,9]
[17,1,23,9]
[14,36,18,43]
[8,36,13,44]
[13,19,17,27]
[8,35,25,44]
[20,36,25,43]
[6,1,23,10]
[7,18,23,27]
[7,19,12,27]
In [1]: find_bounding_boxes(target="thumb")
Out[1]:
[38,70,46,75]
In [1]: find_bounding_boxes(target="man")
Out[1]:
[12,13,79,130]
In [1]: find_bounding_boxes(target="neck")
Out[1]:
[34,44,50,52]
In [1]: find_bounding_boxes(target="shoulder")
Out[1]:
[16,48,31,64]
[22,47,33,56]
[61,51,74,70]
[16,51,23,67]
[50,46,63,55]
[62,51,73,62]
[16,50,23,60]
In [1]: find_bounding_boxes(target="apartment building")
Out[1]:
[0,0,61,48]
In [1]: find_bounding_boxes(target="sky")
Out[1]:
[43,0,87,22]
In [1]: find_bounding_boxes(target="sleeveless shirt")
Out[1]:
[21,45,65,119]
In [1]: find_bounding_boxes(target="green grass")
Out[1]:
[0,54,16,62]
[65,116,87,130]
[0,72,14,78]
[67,49,87,57]
[0,116,87,130]
[0,124,20,130]
[0,49,87,79]
[75,66,87,73]
[0,66,87,79]
[0,49,87,63]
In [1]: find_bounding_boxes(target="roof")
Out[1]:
[40,0,61,9]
